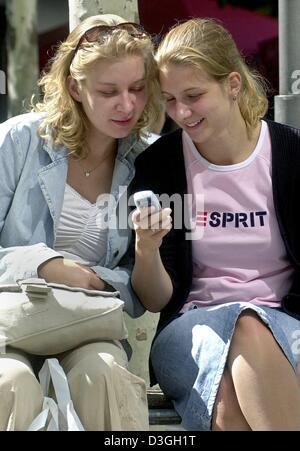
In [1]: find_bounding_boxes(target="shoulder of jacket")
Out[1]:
[136,129,183,163]
[266,119,300,139]
[0,112,45,147]
[1,112,45,132]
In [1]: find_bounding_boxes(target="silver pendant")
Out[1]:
[85,171,90,177]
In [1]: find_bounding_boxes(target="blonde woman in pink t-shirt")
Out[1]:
[131,18,300,431]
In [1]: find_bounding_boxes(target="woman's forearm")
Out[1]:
[132,247,173,313]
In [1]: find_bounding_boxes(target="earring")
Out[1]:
[233,95,237,101]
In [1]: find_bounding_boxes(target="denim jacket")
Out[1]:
[0,112,145,317]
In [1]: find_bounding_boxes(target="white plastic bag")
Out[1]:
[28,358,85,431]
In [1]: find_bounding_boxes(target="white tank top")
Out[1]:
[54,184,109,266]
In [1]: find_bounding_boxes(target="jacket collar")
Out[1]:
[116,132,146,160]
[42,137,68,162]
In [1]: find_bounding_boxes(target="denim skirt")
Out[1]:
[150,302,300,431]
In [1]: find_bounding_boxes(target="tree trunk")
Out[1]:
[69,0,139,31]
[5,0,38,118]
[0,69,5,95]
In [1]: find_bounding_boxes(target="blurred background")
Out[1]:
[0,0,279,122]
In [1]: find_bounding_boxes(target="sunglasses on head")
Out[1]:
[73,22,149,57]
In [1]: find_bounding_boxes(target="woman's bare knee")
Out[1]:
[296,362,300,384]
[234,310,269,340]
[212,369,250,431]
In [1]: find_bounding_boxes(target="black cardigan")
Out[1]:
[131,120,300,380]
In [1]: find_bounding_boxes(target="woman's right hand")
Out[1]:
[131,206,172,255]
[37,258,105,290]
[131,207,173,312]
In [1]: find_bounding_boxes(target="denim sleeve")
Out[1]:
[91,262,146,319]
[0,121,26,210]
[0,243,63,283]
[0,120,62,283]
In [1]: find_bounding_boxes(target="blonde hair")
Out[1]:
[33,14,161,158]
[156,18,268,132]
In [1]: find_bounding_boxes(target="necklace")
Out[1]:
[76,142,117,177]
[78,160,104,177]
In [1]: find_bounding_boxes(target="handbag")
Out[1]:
[28,358,85,431]
[0,278,128,355]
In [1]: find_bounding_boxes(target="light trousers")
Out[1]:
[0,341,149,431]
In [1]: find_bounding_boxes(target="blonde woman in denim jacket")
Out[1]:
[0,14,161,431]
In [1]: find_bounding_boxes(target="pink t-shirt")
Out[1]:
[181,120,293,313]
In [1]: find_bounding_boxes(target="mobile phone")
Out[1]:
[133,190,161,212]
